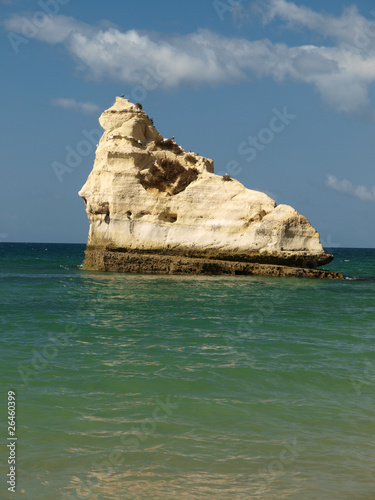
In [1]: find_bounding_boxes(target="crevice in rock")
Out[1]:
[159,211,178,223]
[136,157,198,195]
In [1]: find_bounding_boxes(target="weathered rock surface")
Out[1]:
[79,97,341,278]
[83,250,344,279]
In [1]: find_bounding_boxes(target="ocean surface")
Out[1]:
[0,243,374,500]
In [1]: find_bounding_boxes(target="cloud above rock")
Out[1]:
[326,175,375,202]
[50,97,100,115]
[4,1,375,116]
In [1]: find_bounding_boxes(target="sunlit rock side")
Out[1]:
[79,97,337,276]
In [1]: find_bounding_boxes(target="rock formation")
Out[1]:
[79,97,342,279]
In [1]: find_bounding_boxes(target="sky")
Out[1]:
[1,0,375,247]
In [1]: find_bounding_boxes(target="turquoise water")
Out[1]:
[1,244,375,500]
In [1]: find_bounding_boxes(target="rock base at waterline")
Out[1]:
[82,249,344,279]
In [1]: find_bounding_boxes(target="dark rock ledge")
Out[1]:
[83,249,344,279]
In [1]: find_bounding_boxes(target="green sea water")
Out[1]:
[0,244,374,500]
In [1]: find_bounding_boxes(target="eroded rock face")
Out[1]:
[79,97,334,271]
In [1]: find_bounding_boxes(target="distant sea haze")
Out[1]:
[1,243,374,499]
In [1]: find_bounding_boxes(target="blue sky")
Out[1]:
[1,0,375,247]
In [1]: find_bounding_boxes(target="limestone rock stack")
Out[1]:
[79,97,341,278]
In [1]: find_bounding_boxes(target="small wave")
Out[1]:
[345,276,375,282]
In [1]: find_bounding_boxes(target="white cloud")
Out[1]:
[5,2,375,116]
[51,98,100,115]
[261,0,375,47]
[326,175,375,202]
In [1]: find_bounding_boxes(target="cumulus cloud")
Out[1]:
[4,1,375,116]
[326,175,375,202]
[51,98,100,114]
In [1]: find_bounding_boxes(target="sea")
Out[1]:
[0,243,374,500]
